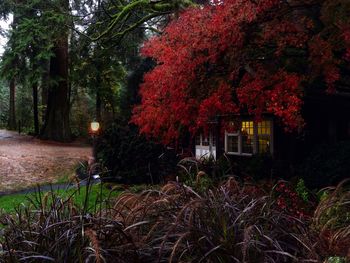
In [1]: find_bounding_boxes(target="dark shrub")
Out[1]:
[273,180,316,219]
[95,121,178,184]
[178,155,233,181]
[299,141,350,188]
[244,153,273,180]
[228,153,273,180]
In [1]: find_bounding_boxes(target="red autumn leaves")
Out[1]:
[132,0,350,144]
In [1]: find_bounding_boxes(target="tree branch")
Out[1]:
[91,0,195,41]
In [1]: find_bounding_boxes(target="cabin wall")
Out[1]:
[274,94,350,164]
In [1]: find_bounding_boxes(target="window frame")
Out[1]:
[195,132,217,158]
[225,119,273,156]
[225,131,240,155]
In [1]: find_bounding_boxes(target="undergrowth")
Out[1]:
[0,170,349,262]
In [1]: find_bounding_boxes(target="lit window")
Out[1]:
[225,120,273,156]
[241,121,254,154]
[257,121,271,153]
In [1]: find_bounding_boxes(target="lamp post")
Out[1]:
[90,121,100,160]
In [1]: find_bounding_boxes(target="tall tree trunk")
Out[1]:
[41,83,48,122]
[40,0,71,141]
[30,52,40,135]
[41,35,71,141]
[7,0,21,131]
[8,79,16,130]
[32,83,39,135]
[41,60,50,123]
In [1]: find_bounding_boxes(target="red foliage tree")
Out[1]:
[132,0,350,144]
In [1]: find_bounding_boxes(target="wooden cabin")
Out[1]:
[194,91,350,164]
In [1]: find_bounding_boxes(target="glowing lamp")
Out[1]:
[90,121,100,133]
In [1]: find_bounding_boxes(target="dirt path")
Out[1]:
[0,130,92,192]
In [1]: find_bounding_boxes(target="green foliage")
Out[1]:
[16,83,33,131]
[71,44,127,122]
[1,0,184,136]
[120,58,155,119]
[296,178,310,202]
[318,189,330,201]
[69,89,95,137]
[1,0,65,83]
[326,257,347,263]
[0,0,72,135]
[89,0,195,42]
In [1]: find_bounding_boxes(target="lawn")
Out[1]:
[0,183,121,213]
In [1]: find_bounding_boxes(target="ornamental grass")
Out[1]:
[0,177,349,262]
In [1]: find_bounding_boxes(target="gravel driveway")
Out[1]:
[0,130,91,192]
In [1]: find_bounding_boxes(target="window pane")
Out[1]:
[242,134,253,154]
[227,135,238,153]
[258,135,270,153]
[241,121,254,154]
[257,121,271,153]
[258,121,271,135]
[242,121,254,135]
